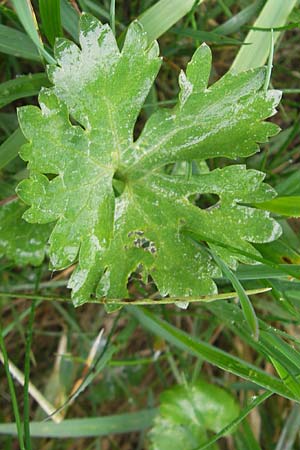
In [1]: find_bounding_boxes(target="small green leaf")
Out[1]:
[149,380,239,450]
[17,15,282,305]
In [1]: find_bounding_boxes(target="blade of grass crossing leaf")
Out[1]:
[139,0,205,43]
[210,249,259,340]
[195,392,271,450]
[185,229,300,279]
[130,307,298,401]
[208,302,300,395]
[39,0,62,46]
[11,0,55,64]
[0,328,25,450]
[0,73,49,110]
[236,264,300,280]
[0,409,157,437]
[231,0,298,72]
[254,197,300,217]
[0,25,40,61]
[269,356,300,399]
[0,128,26,169]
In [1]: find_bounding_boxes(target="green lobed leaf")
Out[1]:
[17,14,282,305]
[149,380,239,450]
[0,199,51,266]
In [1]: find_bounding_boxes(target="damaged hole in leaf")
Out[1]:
[196,193,220,210]
[133,236,157,254]
[69,115,86,130]
[44,173,59,181]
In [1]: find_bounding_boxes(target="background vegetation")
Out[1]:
[1,0,300,449]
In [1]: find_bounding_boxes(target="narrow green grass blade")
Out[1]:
[139,0,205,43]
[51,344,116,419]
[276,172,300,196]
[130,307,298,401]
[197,392,271,450]
[81,0,110,20]
[208,303,300,395]
[0,25,40,61]
[11,0,55,64]
[270,357,300,399]
[0,73,49,110]
[275,404,300,450]
[236,264,300,280]
[186,230,300,279]
[231,0,297,72]
[171,27,245,45]
[0,409,157,437]
[23,300,36,450]
[0,128,26,169]
[110,0,116,35]
[210,250,259,340]
[215,0,264,35]
[39,0,62,46]
[60,0,80,41]
[255,197,300,217]
[0,329,25,449]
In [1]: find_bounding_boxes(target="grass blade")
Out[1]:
[0,128,26,169]
[236,264,300,280]
[60,0,80,41]
[23,300,36,450]
[275,404,300,450]
[39,0,62,46]
[231,0,297,72]
[215,0,264,35]
[0,409,157,437]
[196,391,271,450]
[0,329,25,450]
[139,0,205,43]
[255,197,300,217]
[0,25,40,61]
[130,307,298,401]
[11,0,55,64]
[171,27,245,45]
[0,73,49,110]
[210,250,259,340]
